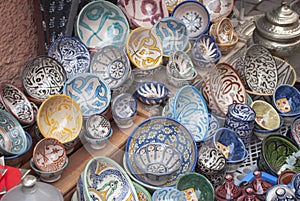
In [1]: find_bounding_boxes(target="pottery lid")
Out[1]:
[1,175,64,201]
[255,2,300,41]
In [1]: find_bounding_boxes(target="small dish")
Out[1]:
[172,1,210,39]
[76,0,130,49]
[47,36,90,79]
[152,187,187,201]
[85,114,111,139]
[135,81,169,105]
[200,0,234,22]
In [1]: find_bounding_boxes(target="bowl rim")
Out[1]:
[135,81,169,101]
[132,181,152,200]
[4,131,32,160]
[83,128,113,142]
[30,157,69,174]
[152,186,186,200]
[85,114,111,139]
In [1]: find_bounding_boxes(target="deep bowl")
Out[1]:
[201,0,234,23]
[166,66,198,87]
[76,0,130,49]
[135,81,169,105]
[216,32,239,55]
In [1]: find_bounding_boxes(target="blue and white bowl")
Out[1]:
[63,73,111,118]
[47,36,90,79]
[83,128,113,150]
[152,187,186,201]
[135,81,169,105]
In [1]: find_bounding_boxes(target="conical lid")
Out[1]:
[1,175,64,201]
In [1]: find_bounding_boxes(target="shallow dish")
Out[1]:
[37,94,83,144]
[200,0,234,22]
[135,81,169,105]
[63,73,111,118]
[152,187,186,201]
[47,36,90,79]
[172,1,210,39]
[22,56,67,102]
[76,0,130,49]
[90,45,131,89]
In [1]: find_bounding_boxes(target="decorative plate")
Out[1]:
[244,44,278,94]
[47,36,90,79]
[172,1,210,39]
[76,0,130,49]
[22,56,67,102]
[125,116,198,187]
[154,17,189,57]
[63,73,111,118]
[200,0,234,22]
[90,45,131,89]
[126,27,163,70]
[209,63,247,117]
[82,156,138,201]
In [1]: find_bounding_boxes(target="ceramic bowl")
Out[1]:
[214,17,235,44]
[126,27,163,70]
[0,83,35,126]
[125,116,198,188]
[265,184,296,201]
[81,156,138,201]
[132,182,152,201]
[111,93,137,129]
[154,17,189,57]
[201,0,234,22]
[76,0,130,49]
[290,115,300,148]
[152,187,187,201]
[90,45,131,89]
[167,50,195,79]
[22,55,67,103]
[63,73,111,118]
[33,137,67,172]
[117,0,168,29]
[289,171,300,197]
[176,172,215,201]
[30,157,68,183]
[0,110,27,156]
[83,128,113,150]
[204,112,220,141]
[37,94,83,144]
[277,170,296,185]
[133,142,182,186]
[135,81,169,105]
[166,65,198,87]
[250,100,281,130]
[85,114,111,139]
[171,1,210,39]
[47,36,90,79]
[216,32,239,55]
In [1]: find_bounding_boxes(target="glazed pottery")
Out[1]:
[200,0,234,22]
[132,182,152,201]
[85,114,111,139]
[265,184,296,201]
[135,81,169,105]
[63,73,111,118]
[250,100,281,130]
[47,36,90,79]
[176,172,215,201]
[251,171,273,196]
[125,116,198,188]
[0,110,27,156]
[0,83,34,126]
[166,66,198,87]
[83,128,113,150]
[152,187,186,201]
[172,1,210,39]
[90,45,131,89]
[289,171,300,198]
[290,115,300,148]
[154,17,189,57]
[76,0,130,49]
[37,94,83,144]
[166,50,194,79]
[205,112,220,141]
[33,137,67,172]
[215,174,242,201]
[216,32,239,55]
[22,55,67,102]
[277,170,296,185]
[215,17,234,44]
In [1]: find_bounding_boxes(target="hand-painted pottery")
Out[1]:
[215,174,242,201]
[33,137,67,172]
[215,17,234,44]
[205,112,220,141]
[135,81,169,105]
[63,73,111,118]
[47,36,90,79]
[244,44,277,95]
[125,116,198,188]
[90,45,131,89]
[201,77,220,117]
[132,182,152,201]
[277,170,296,185]
[126,27,163,70]
[201,0,234,22]
[30,157,68,183]
[22,56,67,102]
[37,94,83,144]
[290,115,300,148]
[176,172,215,201]
[164,0,182,12]
[172,1,210,39]
[82,156,138,201]
[166,50,194,79]
[152,187,187,201]
[166,65,198,87]
[0,83,34,126]
[289,171,300,198]
[154,17,189,57]
[265,184,296,201]
[0,110,27,156]
[216,32,239,55]
[76,1,130,49]
[83,128,113,150]
[117,0,168,29]
[250,100,281,130]
[85,114,111,139]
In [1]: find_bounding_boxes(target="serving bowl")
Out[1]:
[90,45,131,89]
[126,27,163,70]
[63,73,111,118]
[0,110,27,156]
[135,81,169,105]
[152,187,186,201]
[76,0,130,49]
[171,1,210,39]
[22,56,67,103]
[125,116,198,188]
[47,36,90,79]
[0,83,35,126]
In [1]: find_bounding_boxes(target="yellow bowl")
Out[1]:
[37,94,83,143]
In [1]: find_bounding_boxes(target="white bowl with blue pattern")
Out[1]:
[152,187,186,201]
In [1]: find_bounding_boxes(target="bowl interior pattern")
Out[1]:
[201,0,234,22]
[85,114,111,139]
[112,93,137,119]
[135,81,169,105]
[152,187,186,201]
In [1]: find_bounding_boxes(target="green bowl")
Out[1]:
[176,172,214,201]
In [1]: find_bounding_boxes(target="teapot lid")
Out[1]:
[1,175,64,201]
[266,1,299,25]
